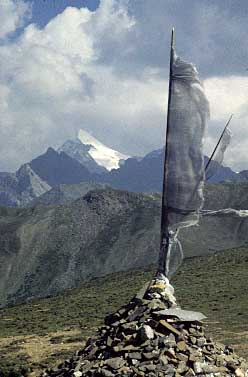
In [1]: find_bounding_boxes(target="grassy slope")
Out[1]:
[0,247,247,376]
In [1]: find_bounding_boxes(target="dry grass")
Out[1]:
[0,247,247,376]
[0,330,86,376]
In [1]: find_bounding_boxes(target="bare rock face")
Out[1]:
[0,163,51,206]
[0,189,160,308]
[1,187,248,308]
[58,138,107,175]
[41,280,247,377]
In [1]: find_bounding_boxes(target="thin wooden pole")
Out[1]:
[157,28,175,276]
[205,114,233,172]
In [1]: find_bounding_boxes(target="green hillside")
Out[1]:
[0,247,247,376]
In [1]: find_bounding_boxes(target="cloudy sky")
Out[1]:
[0,0,248,172]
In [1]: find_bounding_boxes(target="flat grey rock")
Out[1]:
[155,308,207,322]
[135,281,151,300]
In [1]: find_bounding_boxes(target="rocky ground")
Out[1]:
[41,278,248,377]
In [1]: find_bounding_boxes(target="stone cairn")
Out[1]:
[42,278,247,377]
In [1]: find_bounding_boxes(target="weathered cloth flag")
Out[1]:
[159,48,210,277]
[163,50,210,231]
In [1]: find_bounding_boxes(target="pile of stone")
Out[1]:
[42,278,247,377]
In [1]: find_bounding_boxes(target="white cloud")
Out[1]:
[205,76,248,121]
[0,0,160,171]
[0,0,248,172]
[204,76,248,171]
[0,0,31,39]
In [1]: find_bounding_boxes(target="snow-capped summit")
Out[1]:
[58,138,106,174]
[78,129,129,171]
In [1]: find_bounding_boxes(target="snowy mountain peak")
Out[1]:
[78,129,129,171]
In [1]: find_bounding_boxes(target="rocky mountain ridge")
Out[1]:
[0,183,248,308]
[58,138,107,175]
[239,170,248,180]
[29,147,93,187]
[31,181,108,206]
[0,164,51,207]
[0,144,246,207]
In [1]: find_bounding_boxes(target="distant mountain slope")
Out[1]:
[0,144,245,207]
[0,172,18,206]
[103,149,244,192]
[0,148,98,207]
[204,181,248,209]
[205,158,244,183]
[239,170,248,180]
[0,183,248,308]
[58,138,107,174]
[103,150,164,192]
[31,182,108,206]
[29,147,93,187]
[0,189,159,307]
[0,164,51,207]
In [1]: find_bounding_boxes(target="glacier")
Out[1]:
[78,129,129,171]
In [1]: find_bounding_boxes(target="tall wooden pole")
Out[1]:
[158,28,175,276]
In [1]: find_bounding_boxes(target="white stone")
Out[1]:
[73,371,82,377]
[235,368,245,377]
[193,362,203,374]
[140,324,154,340]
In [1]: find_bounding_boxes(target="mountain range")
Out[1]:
[0,130,248,308]
[0,129,247,207]
[0,182,248,308]
[0,164,51,207]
